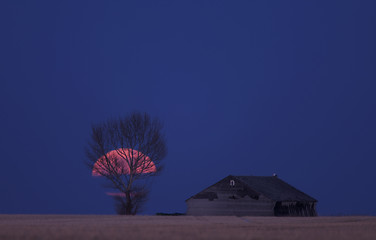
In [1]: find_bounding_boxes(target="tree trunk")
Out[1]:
[125,191,133,215]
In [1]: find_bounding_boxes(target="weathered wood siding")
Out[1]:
[186,195,275,216]
[186,176,275,216]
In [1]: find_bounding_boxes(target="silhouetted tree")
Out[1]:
[86,112,167,215]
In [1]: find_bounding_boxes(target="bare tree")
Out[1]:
[86,112,167,215]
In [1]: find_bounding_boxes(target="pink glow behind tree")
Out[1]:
[92,148,156,176]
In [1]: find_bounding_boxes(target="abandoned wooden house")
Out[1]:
[186,175,317,216]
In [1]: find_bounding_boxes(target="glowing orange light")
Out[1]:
[92,148,156,176]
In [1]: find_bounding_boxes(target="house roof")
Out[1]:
[234,175,317,202]
[186,175,317,202]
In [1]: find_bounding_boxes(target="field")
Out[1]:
[1,215,376,240]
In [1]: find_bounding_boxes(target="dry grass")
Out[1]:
[1,215,376,240]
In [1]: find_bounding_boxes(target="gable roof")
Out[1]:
[234,175,317,202]
[186,175,317,202]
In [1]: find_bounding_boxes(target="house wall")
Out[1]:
[186,176,275,216]
[186,195,275,216]
[274,201,317,216]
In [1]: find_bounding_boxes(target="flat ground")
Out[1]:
[1,215,376,240]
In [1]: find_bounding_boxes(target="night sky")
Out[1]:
[1,1,375,216]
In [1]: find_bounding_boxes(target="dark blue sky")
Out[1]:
[1,0,375,216]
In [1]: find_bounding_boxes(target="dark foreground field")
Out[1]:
[1,215,376,240]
